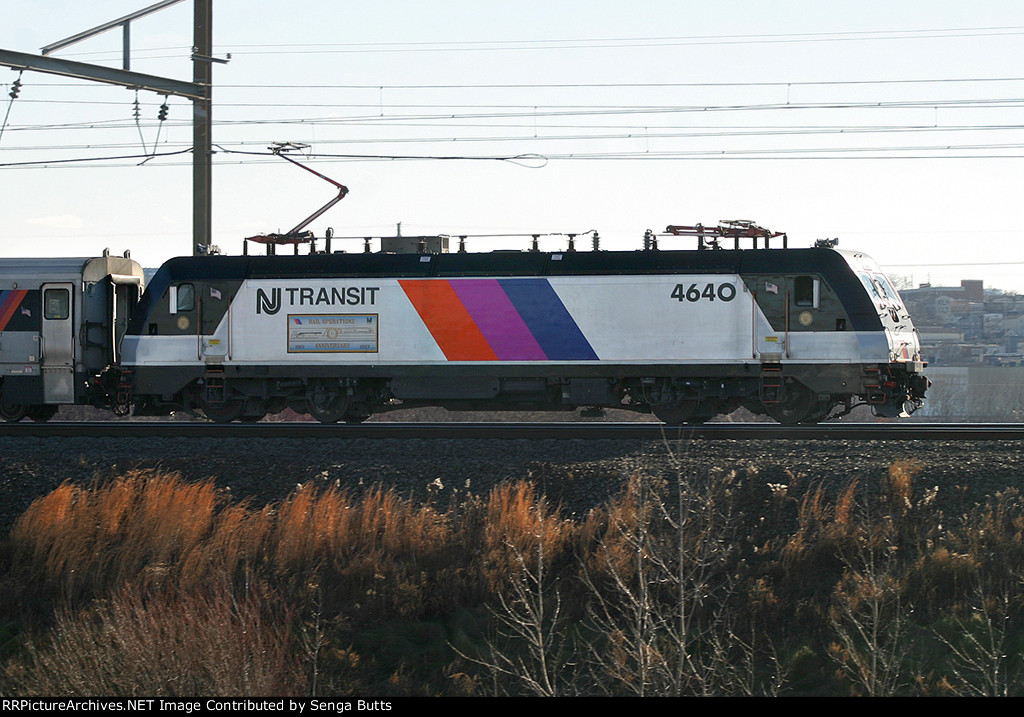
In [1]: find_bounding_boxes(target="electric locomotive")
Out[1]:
[112,224,927,425]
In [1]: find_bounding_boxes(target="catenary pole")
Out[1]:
[0,0,216,256]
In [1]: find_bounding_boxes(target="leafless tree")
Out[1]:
[454,508,579,696]
[581,470,785,696]
[828,533,915,696]
[933,577,1022,696]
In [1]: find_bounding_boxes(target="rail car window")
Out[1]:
[44,288,70,320]
[793,276,819,308]
[169,283,195,313]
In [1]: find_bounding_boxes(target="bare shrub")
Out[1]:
[459,490,580,696]
[4,585,303,696]
[579,471,781,696]
[482,482,576,595]
[827,550,915,696]
[780,481,859,584]
[956,489,1024,589]
[826,489,920,697]
[932,578,1023,696]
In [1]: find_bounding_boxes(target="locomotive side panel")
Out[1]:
[119,247,927,424]
[125,271,895,372]
[236,274,760,366]
[126,273,768,370]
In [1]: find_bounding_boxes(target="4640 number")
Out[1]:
[670,282,737,302]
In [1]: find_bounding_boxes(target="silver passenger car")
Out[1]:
[0,250,144,421]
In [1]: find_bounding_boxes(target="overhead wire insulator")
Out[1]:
[157,101,169,121]
[133,90,150,157]
[1,71,24,143]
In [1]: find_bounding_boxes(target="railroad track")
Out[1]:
[0,421,1022,440]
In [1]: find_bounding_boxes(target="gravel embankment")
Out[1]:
[1,435,1022,533]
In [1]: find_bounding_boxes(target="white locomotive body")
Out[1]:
[116,244,926,424]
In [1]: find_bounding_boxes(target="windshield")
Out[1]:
[873,273,904,309]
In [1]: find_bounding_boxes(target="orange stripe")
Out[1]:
[399,280,497,361]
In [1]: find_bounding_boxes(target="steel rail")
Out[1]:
[1,422,1023,440]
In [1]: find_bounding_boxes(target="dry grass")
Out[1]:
[9,471,222,602]
[779,481,860,580]
[4,462,1024,696]
[884,460,923,513]
[483,481,576,595]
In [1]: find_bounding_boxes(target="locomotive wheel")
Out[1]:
[26,405,58,423]
[765,382,815,425]
[798,400,833,425]
[651,399,700,425]
[199,397,246,423]
[238,399,268,423]
[0,400,27,422]
[306,380,351,424]
[343,404,372,424]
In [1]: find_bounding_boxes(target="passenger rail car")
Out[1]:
[0,251,144,421]
[110,241,927,425]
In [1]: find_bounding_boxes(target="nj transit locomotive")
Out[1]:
[0,227,928,425]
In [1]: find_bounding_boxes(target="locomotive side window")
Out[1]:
[793,276,819,308]
[169,283,195,313]
[44,288,70,320]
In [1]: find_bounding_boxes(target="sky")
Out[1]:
[3,0,1024,292]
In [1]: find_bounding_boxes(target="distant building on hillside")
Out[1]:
[900,279,1024,366]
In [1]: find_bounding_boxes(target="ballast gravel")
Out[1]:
[1,434,1022,534]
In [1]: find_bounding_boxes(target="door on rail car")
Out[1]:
[199,281,232,361]
[110,278,140,364]
[82,276,140,369]
[40,283,75,403]
[749,274,822,360]
[751,275,790,360]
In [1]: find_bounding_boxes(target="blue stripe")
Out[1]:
[499,278,598,361]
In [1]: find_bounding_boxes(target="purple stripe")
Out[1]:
[449,279,547,360]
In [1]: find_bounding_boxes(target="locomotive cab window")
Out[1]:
[169,283,195,313]
[873,274,903,309]
[859,273,883,305]
[793,276,820,308]
[44,288,70,320]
